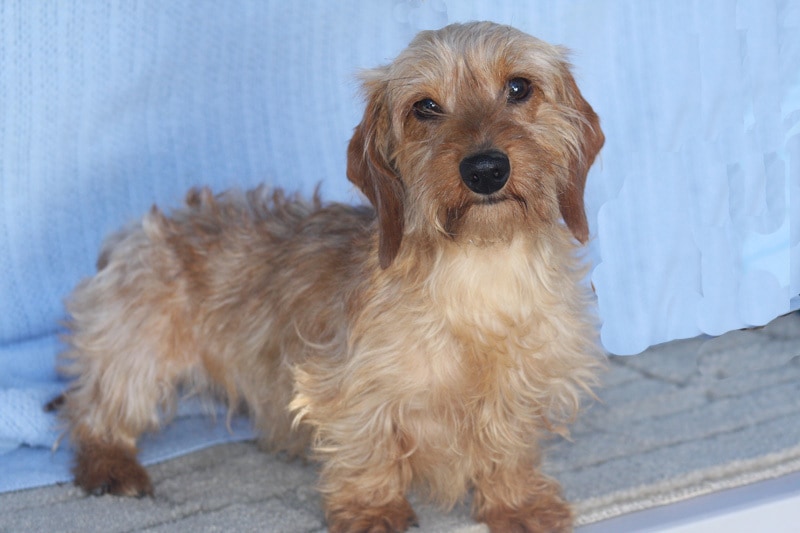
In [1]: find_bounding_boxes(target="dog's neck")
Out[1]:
[381,228,585,320]
[415,232,577,317]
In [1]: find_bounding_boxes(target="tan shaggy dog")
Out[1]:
[57,21,605,533]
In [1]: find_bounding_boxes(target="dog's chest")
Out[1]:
[425,240,553,336]
[401,241,563,391]
[389,244,569,470]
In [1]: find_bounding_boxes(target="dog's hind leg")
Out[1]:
[60,213,203,497]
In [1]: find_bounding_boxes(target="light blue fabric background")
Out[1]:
[1,0,797,492]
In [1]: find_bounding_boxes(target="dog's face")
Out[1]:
[347,22,604,268]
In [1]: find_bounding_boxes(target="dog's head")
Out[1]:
[347,22,604,268]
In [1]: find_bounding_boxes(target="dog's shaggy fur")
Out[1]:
[57,22,605,532]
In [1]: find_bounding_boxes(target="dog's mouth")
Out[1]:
[475,195,508,206]
[441,191,529,237]
[474,191,528,210]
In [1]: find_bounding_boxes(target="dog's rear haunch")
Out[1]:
[58,22,604,533]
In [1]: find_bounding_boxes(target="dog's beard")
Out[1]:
[440,192,531,245]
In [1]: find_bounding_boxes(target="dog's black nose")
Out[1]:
[459,150,510,195]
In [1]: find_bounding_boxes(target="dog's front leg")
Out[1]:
[308,412,418,533]
[321,454,418,533]
[472,457,573,533]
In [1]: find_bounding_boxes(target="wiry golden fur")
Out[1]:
[57,22,605,533]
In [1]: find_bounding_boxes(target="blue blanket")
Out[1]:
[2,0,797,492]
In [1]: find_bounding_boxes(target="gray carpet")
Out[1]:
[3,313,799,532]
[561,312,800,525]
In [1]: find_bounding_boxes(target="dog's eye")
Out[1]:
[413,98,443,120]
[506,77,533,103]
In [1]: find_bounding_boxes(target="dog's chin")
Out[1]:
[440,194,534,246]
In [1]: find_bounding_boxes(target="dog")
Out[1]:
[56,21,604,533]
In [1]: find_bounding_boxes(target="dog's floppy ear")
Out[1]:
[347,78,405,268]
[559,74,604,244]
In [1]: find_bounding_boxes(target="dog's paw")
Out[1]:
[478,494,573,533]
[73,442,153,498]
[326,498,418,533]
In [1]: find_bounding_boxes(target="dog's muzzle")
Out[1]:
[459,150,510,195]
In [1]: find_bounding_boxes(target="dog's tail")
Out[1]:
[44,393,65,412]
